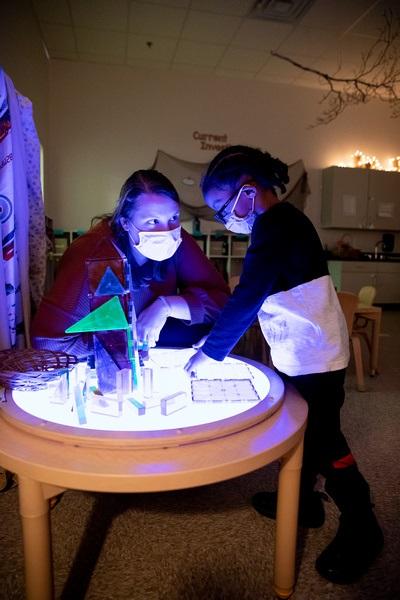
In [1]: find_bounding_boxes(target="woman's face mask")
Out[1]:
[122,193,182,261]
[129,224,182,261]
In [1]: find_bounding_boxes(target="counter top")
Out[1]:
[326,252,400,263]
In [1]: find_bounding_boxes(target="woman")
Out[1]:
[31,169,230,358]
[185,145,383,585]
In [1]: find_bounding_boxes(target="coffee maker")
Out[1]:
[374,233,395,258]
[381,233,395,253]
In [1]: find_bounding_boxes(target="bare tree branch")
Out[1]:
[271,11,400,126]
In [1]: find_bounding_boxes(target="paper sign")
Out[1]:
[342,194,356,216]
[377,202,394,218]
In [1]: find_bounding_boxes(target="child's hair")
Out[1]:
[201,145,289,196]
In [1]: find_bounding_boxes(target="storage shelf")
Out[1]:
[193,233,250,284]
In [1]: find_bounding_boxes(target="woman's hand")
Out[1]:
[184,348,213,377]
[137,298,170,347]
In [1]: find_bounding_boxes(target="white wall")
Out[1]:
[48,60,400,252]
[0,0,49,144]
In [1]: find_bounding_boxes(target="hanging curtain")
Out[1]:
[0,68,46,350]
[18,92,47,314]
[152,149,310,220]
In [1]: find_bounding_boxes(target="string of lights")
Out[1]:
[336,150,400,172]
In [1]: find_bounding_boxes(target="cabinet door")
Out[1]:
[376,263,400,303]
[368,170,400,231]
[341,271,377,294]
[340,262,377,293]
[321,167,369,228]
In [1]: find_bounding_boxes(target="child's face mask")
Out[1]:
[223,185,256,234]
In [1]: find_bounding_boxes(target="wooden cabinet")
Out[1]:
[193,233,250,282]
[329,260,400,303]
[321,167,400,230]
[374,263,400,303]
[338,262,377,293]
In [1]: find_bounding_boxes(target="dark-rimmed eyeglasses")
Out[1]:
[214,187,242,225]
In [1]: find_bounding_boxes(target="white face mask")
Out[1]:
[129,225,182,261]
[224,188,256,234]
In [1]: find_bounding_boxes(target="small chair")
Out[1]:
[358,285,376,307]
[354,285,377,359]
[337,291,365,392]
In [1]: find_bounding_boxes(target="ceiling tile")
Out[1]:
[133,0,189,7]
[70,0,129,31]
[181,10,241,44]
[126,57,173,69]
[299,0,377,33]
[323,33,379,64]
[277,25,337,58]
[41,23,77,52]
[174,41,226,67]
[190,0,255,17]
[79,53,125,65]
[230,19,293,51]
[172,63,214,74]
[279,26,337,58]
[349,0,400,37]
[33,0,397,90]
[32,0,71,24]
[219,47,268,72]
[129,2,186,36]
[49,50,79,61]
[75,28,127,56]
[127,33,177,60]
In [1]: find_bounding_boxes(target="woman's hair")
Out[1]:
[111,169,180,233]
[201,145,289,197]
[106,169,181,287]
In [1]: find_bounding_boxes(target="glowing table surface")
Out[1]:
[0,350,307,600]
[4,349,280,447]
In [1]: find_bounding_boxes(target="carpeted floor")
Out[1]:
[1,310,399,600]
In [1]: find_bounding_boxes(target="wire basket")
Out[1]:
[0,349,78,391]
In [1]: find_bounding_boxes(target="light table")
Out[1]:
[0,351,307,600]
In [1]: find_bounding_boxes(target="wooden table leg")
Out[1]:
[369,310,381,376]
[273,437,304,599]
[18,476,54,600]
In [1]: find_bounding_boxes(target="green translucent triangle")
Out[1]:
[65,296,129,333]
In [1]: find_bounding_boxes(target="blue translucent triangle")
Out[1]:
[94,266,126,296]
